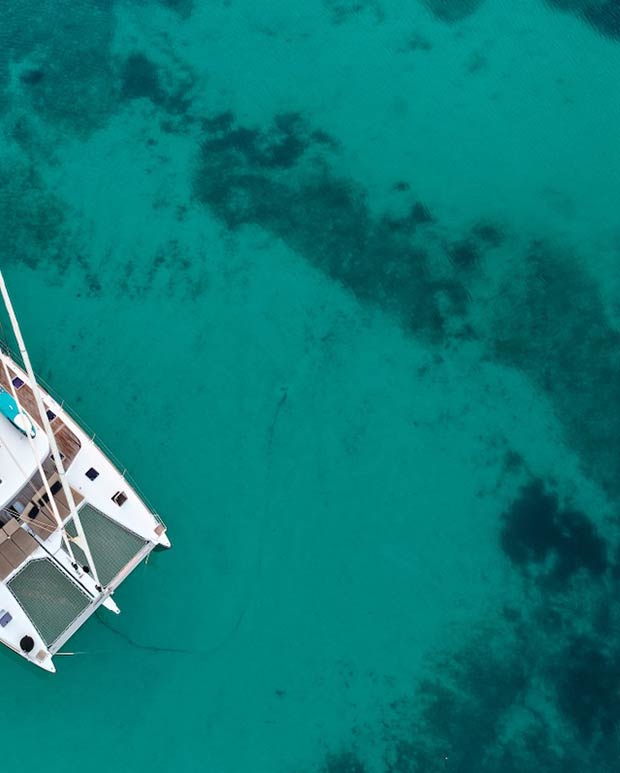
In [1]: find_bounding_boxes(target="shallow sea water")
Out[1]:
[1,1,619,771]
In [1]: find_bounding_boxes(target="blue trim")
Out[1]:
[0,387,36,437]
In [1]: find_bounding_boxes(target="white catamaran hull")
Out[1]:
[0,273,168,672]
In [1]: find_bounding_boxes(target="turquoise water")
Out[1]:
[1,0,619,770]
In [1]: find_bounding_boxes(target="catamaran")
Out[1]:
[0,270,169,672]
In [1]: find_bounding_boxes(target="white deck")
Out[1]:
[0,411,49,508]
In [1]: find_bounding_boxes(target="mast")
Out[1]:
[0,271,102,588]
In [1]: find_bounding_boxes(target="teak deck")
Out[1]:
[0,363,81,466]
[0,518,38,581]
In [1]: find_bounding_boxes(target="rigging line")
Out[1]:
[56,652,89,656]
[0,381,78,538]
[0,316,11,358]
[195,386,291,664]
[0,272,102,587]
[94,605,248,659]
[1,340,161,519]
[0,414,97,592]
[0,459,59,535]
[56,650,127,656]
[0,325,55,527]
[1,339,158,516]
[92,385,290,664]
[8,511,98,601]
[256,385,288,577]
[0,327,77,553]
[0,399,71,539]
[0,439,58,534]
[0,356,142,542]
[95,611,200,655]
[0,459,99,598]
[266,386,288,452]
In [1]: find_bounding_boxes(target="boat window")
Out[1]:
[112,491,128,507]
[50,481,62,495]
[11,376,24,389]
[85,467,100,481]
[46,409,56,421]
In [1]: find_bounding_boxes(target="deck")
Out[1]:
[1,468,85,542]
[0,518,39,581]
[23,472,85,541]
[6,506,151,649]
[0,362,81,466]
